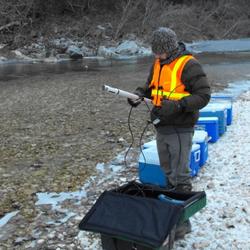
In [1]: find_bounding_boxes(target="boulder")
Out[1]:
[0,56,7,63]
[66,45,83,59]
[115,40,139,55]
[97,46,116,58]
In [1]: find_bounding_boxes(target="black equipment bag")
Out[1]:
[79,181,206,249]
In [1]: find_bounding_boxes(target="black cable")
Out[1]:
[138,120,151,174]
[124,100,153,183]
[135,98,155,178]
[167,83,183,100]
[124,105,134,168]
[142,98,151,112]
[130,181,146,197]
[124,99,149,168]
[115,175,146,197]
[124,83,188,190]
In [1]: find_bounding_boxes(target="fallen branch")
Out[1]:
[221,21,241,38]
[183,22,201,33]
[0,21,21,32]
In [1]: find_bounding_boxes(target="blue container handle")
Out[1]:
[158,194,184,205]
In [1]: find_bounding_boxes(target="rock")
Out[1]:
[115,40,139,55]
[53,38,73,52]
[48,232,56,239]
[12,50,32,60]
[30,160,43,169]
[226,223,235,228]
[97,39,151,58]
[56,53,70,60]
[97,46,116,58]
[66,45,83,59]
[206,181,215,189]
[81,46,94,57]
[0,44,6,49]
[12,202,21,210]
[0,56,7,62]
[14,237,29,245]
[117,137,125,143]
[57,233,64,240]
[97,25,106,31]
[192,241,210,249]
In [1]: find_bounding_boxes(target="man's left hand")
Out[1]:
[159,99,182,116]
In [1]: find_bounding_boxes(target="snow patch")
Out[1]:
[0,211,19,228]
[36,190,87,210]
[187,39,250,53]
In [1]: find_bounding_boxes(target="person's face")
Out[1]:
[154,53,167,60]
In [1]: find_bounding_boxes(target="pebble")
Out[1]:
[48,232,56,239]
[37,239,45,244]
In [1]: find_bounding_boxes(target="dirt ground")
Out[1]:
[0,53,250,229]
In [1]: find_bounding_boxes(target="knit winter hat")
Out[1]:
[151,27,178,55]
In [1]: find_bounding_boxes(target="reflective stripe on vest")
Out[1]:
[151,89,190,99]
[150,55,194,106]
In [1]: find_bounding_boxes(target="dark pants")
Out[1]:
[156,131,193,188]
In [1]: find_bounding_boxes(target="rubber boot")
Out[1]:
[174,219,192,240]
[175,184,192,192]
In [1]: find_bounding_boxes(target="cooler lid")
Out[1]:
[201,103,227,112]
[143,140,156,149]
[211,94,233,101]
[192,143,200,151]
[210,100,232,108]
[193,130,208,142]
[198,117,219,122]
[139,148,160,165]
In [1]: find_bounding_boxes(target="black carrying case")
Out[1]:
[79,181,206,249]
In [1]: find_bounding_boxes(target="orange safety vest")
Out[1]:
[150,55,194,106]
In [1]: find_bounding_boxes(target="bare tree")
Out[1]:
[1,0,250,48]
[114,0,143,40]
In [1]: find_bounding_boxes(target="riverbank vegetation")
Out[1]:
[0,0,249,50]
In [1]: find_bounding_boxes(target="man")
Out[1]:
[128,27,211,238]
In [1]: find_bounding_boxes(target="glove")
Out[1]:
[158,99,182,116]
[127,98,141,107]
[127,87,145,108]
[150,107,161,125]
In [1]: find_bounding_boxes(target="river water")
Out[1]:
[1,52,250,82]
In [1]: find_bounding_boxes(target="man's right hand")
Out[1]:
[127,87,145,108]
[127,98,141,107]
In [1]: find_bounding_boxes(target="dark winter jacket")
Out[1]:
[138,43,211,134]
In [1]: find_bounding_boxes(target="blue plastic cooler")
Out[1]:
[195,117,219,143]
[211,94,233,99]
[193,130,209,167]
[143,133,208,168]
[190,144,201,177]
[139,142,201,187]
[199,103,227,136]
[143,140,157,150]
[211,95,233,125]
[138,148,166,187]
